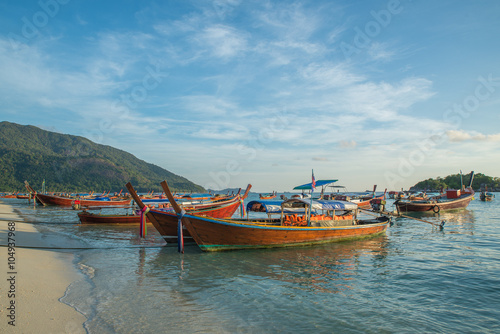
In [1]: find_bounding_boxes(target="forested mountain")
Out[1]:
[410,172,499,191]
[0,122,205,193]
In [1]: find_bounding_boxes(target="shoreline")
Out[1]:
[0,201,87,333]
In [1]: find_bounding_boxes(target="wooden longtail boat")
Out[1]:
[259,192,277,200]
[480,191,495,202]
[78,210,148,224]
[1,193,18,199]
[395,172,475,213]
[336,185,384,208]
[395,190,475,213]
[160,180,390,252]
[125,182,252,242]
[344,194,385,208]
[35,193,132,207]
[480,185,494,202]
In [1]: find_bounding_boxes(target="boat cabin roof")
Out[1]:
[247,198,357,214]
[293,179,338,190]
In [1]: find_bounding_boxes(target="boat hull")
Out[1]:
[172,213,390,252]
[78,212,145,224]
[395,192,474,212]
[36,193,131,207]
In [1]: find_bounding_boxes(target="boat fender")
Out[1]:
[433,205,440,213]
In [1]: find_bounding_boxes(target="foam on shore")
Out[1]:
[0,201,87,333]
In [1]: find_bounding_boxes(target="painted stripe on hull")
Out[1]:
[198,231,387,251]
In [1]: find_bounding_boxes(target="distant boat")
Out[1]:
[1,192,18,198]
[331,185,384,208]
[35,193,132,207]
[395,171,475,213]
[259,191,277,200]
[480,186,495,202]
[156,180,390,252]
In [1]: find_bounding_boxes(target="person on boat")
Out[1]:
[73,195,81,210]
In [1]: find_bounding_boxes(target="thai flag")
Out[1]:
[311,170,316,192]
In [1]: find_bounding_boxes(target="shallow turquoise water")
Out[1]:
[5,194,500,333]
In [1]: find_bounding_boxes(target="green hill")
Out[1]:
[410,172,499,191]
[0,121,205,193]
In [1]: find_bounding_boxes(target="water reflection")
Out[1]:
[143,235,389,295]
[397,209,477,235]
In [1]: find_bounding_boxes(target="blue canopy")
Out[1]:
[181,193,212,198]
[92,196,111,201]
[293,179,338,190]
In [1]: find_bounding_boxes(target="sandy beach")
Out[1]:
[0,201,87,333]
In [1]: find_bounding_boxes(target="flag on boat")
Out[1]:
[311,170,316,192]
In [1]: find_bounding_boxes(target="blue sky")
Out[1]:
[1,0,499,192]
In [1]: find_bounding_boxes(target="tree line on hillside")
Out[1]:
[0,122,205,193]
[410,173,499,191]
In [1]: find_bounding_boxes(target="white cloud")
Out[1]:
[447,130,500,142]
[299,62,365,89]
[367,42,396,61]
[195,25,248,59]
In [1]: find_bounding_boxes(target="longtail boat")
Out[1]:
[480,187,495,201]
[1,193,18,198]
[396,171,475,213]
[78,210,148,224]
[160,180,390,252]
[35,193,132,207]
[333,185,385,208]
[259,191,277,200]
[125,182,252,242]
[334,193,385,208]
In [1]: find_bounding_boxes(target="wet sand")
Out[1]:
[0,201,87,333]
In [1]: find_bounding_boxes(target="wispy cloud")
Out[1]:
[367,42,396,61]
[195,24,248,59]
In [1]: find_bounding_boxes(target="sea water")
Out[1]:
[6,193,500,333]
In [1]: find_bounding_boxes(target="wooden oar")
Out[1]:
[359,208,445,229]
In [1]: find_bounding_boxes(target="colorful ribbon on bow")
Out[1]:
[139,206,150,238]
[177,209,186,253]
[239,197,245,218]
